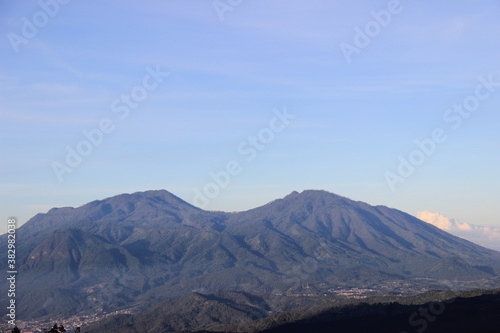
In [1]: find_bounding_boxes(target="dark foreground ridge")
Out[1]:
[86,288,500,333]
[253,289,500,333]
[1,189,500,330]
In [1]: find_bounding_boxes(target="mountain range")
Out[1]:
[1,189,500,327]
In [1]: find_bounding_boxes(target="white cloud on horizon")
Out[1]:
[416,211,500,251]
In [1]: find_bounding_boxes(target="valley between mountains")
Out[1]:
[1,189,500,331]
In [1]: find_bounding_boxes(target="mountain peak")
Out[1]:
[289,189,349,199]
[274,189,354,211]
[84,189,192,208]
[22,189,199,235]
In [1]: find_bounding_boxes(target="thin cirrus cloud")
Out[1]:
[416,211,500,251]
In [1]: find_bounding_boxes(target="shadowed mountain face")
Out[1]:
[255,289,500,333]
[1,189,500,321]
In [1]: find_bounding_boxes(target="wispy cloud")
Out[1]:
[417,211,500,251]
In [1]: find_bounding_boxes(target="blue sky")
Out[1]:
[1,0,500,238]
